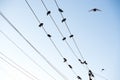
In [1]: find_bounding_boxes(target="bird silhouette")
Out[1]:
[89,70,94,77]
[47,34,51,38]
[77,76,82,80]
[69,34,74,38]
[47,11,51,15]
[89,8,101,12]
[78,59,83,64]
[39,23,43,27]
[62,18,66,23]
[101,69,105,71]
[58,8,63,12]
[62,37,66,41]
[83,61,88,65]
[68,65,72,69]
[63,58,67,62]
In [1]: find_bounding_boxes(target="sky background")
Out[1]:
[0,0,120,80]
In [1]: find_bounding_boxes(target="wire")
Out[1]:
[39,0,84,68]
[24,0,82,79]
[0,51,40,80]
[53,0,85,63]
[0,11,68,80]
[25,0,40,23]
[53,1,109,80]
[0,30,57,80]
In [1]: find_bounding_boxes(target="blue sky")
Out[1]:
[0,0,119,80]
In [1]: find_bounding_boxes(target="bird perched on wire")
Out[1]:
[63,58,67,62]
[68,65,72,69]
[47,34,52,38]
[62,37,66,41]
[61,18,66,23]
[39,23,44,27]
[89,8,101,12]
[47,11,51,15]
[77,76,82,80]
[58,8,63,13]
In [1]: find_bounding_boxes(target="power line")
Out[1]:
[39,0,84,67]
[52,1,109,80]
[0,51,40,80]
[24,0,82,79]
[0,11,68,80]
[0,30,57,80]
[53,0,86,64]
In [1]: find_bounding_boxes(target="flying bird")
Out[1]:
[58,8,63,12]
[89,8,101,12]
[39,23,43,27]
[61,18,66,23]
[47,11,51,15]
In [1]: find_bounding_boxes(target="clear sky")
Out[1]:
[0,0,119,80]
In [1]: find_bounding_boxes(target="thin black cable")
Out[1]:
[0,51,40,80]
[93,72,109,80]
[25,0,40,23]
[53,1,109,80]
[39,0,83,66]
[53,0,71,34]
[40,0,64,38]
[25,0,66,62]
[53,0,85,62]
[0,12,68,80]
[24,1,82,79]
[0,30,57,80]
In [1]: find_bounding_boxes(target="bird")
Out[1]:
[69,34,74,38]
[63,58,67,62]
[58,8,63,12]
[47,34,51,38]
[83,61,88,65]
[78,59,83,64]
[101,69,105,71]
[89,8,101,12]
[47,11,51,15]
[61,18,66,23]
[68,65,72,69]
[62,37,66,40]
[89,70,94,77]
[39,23,43,27]
[77,76,82,80]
